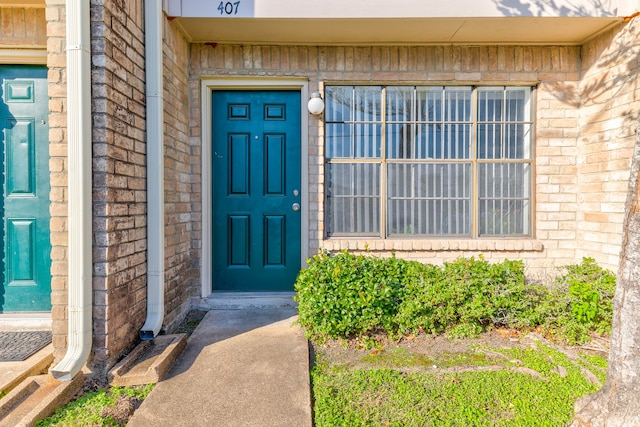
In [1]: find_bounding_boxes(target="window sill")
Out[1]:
[321,238,544,252]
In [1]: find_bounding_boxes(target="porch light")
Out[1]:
[308,92,324,115]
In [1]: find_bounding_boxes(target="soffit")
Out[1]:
[171,16,622,45]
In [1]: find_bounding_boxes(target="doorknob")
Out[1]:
[291,203,300,212]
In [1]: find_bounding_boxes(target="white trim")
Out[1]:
[200,77,310,298]
[0,48,46,65]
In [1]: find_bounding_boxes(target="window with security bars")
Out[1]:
[325,85,533,238]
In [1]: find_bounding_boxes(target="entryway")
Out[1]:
[211,90,302,292]
[0,65,51,313]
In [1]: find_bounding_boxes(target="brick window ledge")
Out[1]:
[321,238,544,252]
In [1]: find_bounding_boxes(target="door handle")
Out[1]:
[291,203,301,212]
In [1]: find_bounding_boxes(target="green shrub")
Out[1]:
[294,250,405,340]
[395,256,536,337]
[537,257,616,344]
[294,252,616,344]
[564,257,615,332]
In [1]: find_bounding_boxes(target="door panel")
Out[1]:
[213,90,301,291]
[0,65,51,312]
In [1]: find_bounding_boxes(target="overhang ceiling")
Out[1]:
[171,16,623,45]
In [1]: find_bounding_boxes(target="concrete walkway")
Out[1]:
[127,308,312,427]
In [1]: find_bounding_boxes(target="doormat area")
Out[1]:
[0,331,52,362]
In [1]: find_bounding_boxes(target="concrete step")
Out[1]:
[0,373,83,427]
[108,334,187,387]
[0,344,54,395]
[196,292,298,310]
[0,314,51,332]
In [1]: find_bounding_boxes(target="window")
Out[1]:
[325,85,533,238]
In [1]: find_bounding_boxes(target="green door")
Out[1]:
[212,90,301,291]
[0,65,51,312]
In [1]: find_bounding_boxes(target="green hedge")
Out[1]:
[294,251,615,344]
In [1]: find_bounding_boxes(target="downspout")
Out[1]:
[139,0,165,340]
[50,0,92,380]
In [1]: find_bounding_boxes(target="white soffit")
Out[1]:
[171,16,622,45]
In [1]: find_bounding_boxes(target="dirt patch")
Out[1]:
[314,329,519,362]
[99,394,143,425]
[312,329,609,374]
[173,309,208,336]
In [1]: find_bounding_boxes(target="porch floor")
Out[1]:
[0,313,53,393]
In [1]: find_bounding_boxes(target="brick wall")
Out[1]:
[45,0,68,363]
[37,3,640,375]
[189,44,584,279]
[162,18,197,332]
[90,0,147,373]
[0,7,46,47]
[45,2,197,374]
[577,18,640,271]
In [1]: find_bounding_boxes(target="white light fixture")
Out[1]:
[308,92,324,115]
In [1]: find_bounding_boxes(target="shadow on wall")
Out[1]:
[494,0,639,115]
[504,1,640,139]
[578,17,640,131]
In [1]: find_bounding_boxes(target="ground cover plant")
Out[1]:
[311,340,607,427]
[36,384,153,427]
[295,252,615,345]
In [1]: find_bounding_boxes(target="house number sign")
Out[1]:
[217,1,239,15]
[179,0,255,18]
[215,0,254,17]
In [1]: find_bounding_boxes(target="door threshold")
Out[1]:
[197,292,298,310]
[0,312,52,331]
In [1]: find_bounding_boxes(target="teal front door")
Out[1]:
[0,65,51,312]
[212,90,301,291]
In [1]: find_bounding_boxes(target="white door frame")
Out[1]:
[0,49,46,65]
[200,77,310,298]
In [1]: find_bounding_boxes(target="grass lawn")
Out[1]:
[35,385,153,427]
[311,337,607,427]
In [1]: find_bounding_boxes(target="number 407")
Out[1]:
[218,1,241,15]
